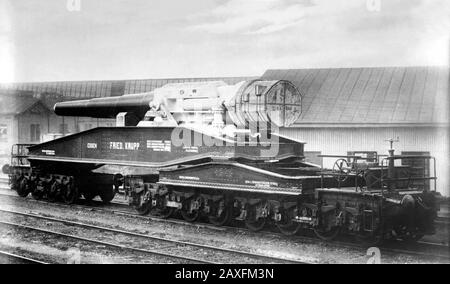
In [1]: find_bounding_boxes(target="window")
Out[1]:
[30,124,41,142]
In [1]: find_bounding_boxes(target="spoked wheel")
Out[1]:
[16,177,31,198]
[62,179,79,205]
[244,202,268,232]
[208,198,231,226]
[332,159,350,183]
[47,180,61,203]
[180,197,201,222]
[99,186,116,204]
[276,206,301,236]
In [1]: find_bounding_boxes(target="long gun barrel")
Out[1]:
[54,80,303,128]
[54,93,154,118]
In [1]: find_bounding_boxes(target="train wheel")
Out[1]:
[401,233,424,243]
[355,230,383,246]
[244,202,268,232]
[208,198,231,226]
[155,207,175,219]
[277,220,300,236]
[313,211,340,241]
[313,226,340,241]
[276,206,301,236]
[62,180,79,205]
[16,177,30,198]
[99,186,115,204]
[32,189,43,200]
[393,226,424,243]
[82,191,96,203]
[10,175,19,191]
[133,190,152,215]
[181,209,199,222]
[135,202,152,215]
[47,180,60,203]
[32,180,45,200]
[180,200,200,223]
[181,197,201,222]
[314,206,341,241]
[151,194,175,218]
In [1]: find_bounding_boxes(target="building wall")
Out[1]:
[0,112,115,161]
[0,115,15,165]
[46,114,115,137]
[17,112,50,143]
[279,126,449,196]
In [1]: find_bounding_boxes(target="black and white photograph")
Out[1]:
[0,0,448,268]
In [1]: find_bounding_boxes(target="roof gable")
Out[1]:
[0,95,50,115]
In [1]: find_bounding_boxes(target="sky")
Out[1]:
[0,0,449,83]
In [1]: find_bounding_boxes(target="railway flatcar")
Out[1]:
[3,80,439,245]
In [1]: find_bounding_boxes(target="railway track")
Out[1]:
[1,189,449,242]
[0,250,48,264]
[0,208,309,264]
[0,189,234,233]
[0,220,211,264]
[0,188,448,262]
[379,242,450,261]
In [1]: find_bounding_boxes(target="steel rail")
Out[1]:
[0,191,230,232]
[0,250,48,264]
[0,208,308,264]
[0,191,448,262]
[0,220,214,264]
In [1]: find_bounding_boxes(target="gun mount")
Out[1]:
[54,80,303,136]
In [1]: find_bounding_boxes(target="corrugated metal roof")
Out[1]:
[123,77,254,95]
[262,66,449,125]
[0,95,49,115]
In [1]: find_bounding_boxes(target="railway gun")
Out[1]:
[2,80,439,245]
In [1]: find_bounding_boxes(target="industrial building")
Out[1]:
[0,66,448,195]
[262,66,449,195]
